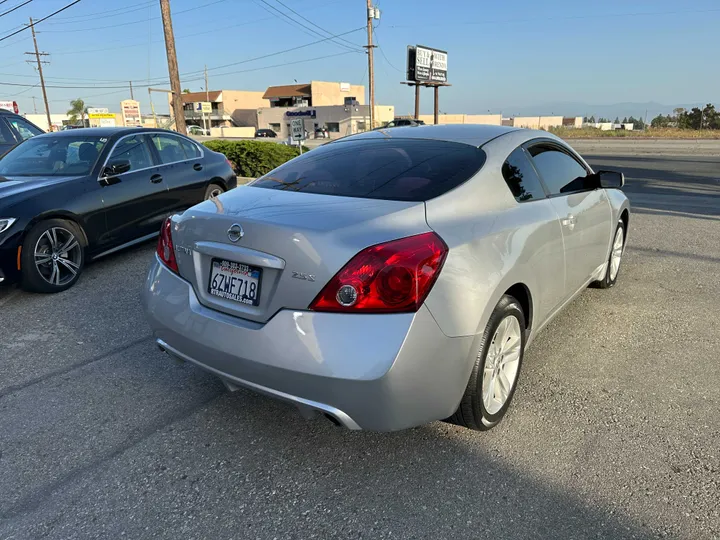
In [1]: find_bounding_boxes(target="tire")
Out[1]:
[21,219,85,293]
[593,221,625,289]
[446,294,526,431]
[204,183,225,200]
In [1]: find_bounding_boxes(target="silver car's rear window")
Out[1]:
[250,139,486,201]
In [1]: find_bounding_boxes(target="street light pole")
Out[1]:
[365,0,376,129]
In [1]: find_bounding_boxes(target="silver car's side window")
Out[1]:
[527,144,592,196]
[502,147,547,202]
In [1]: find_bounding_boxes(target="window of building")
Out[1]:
[527,144,590,195]
[356,121,367,132]
[326,122,340,133]
[269,123,281,133]
[286,123,290,134]
[501,147,547,202]
[344,96,357,106]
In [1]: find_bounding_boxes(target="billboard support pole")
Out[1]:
[434,85,439,125]
[414,84,420,120]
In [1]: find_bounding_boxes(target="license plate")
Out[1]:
[208,259,262,306]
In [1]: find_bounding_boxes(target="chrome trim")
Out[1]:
[97,131,205,184]
[156,338,362,430]
[90,231,159,260]
[0,217,17,234]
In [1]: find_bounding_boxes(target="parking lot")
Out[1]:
[1,145,719,539]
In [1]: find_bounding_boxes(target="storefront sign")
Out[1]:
[286,110,316,119]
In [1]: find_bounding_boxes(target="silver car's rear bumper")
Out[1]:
[142,256,475,431]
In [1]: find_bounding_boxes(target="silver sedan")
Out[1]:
[142,125,630,431]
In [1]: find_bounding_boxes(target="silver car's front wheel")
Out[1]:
[446,294,526,431]
[594,220,626,289]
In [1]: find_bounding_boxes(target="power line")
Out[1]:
[0,0,82,42]
[373,29,402,73]
[255,0,358,52]
[271,0,362,50]
[38,0,225,33]
[388,7,720,28]
[47,0,154,23]
[0,0,32,19]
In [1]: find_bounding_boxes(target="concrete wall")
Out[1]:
[221,90,268,110]
[511,116,564,129]
[209,126,255,138]
[257,104,393,139]
[310,81,366,106]
[417,114,502,125]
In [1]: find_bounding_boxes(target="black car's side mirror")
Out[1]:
[103,160,131,177]
[597,170,624,189]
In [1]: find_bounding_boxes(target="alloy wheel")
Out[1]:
[206,187,223,199]
[33,227,82,287]
[482,315,522,415]
[609,226,624,281]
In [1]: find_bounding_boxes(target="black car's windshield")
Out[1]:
[0,135,108,177]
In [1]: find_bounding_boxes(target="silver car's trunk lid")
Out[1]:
[172,186,430,323]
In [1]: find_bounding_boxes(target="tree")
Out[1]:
[182,88,191,93]
[622,117,628,123]
[614,117,620,124]
[589,115,596,123]
[651,114,670,128]
[67,98,88,126]
[598,117,609,123]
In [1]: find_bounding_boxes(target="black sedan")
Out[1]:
[0,127,236,293]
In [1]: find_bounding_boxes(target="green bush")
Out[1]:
[203,140,309,178]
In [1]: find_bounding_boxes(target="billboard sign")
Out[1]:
[406,45,448,83]
[87,107,109,115]
[0,100,19,113]
[121,99,141,127]
[194,102,212,113]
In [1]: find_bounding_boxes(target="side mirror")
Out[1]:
[597,170,624,189]
[103,160,131,177]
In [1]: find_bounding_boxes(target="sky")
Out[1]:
[1,0,719,118]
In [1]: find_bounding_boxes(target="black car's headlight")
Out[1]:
[0,218,17,234]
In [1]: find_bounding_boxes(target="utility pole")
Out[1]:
[364,0,376,129]
[204,64,209,134]
[129,81,134,100]
[26,18,52,132]
[32,96,37,114]
[159,0,186,134]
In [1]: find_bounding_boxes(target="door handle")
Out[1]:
[561,214,576,230]
[193,163,203,171]
[150,174,163,183]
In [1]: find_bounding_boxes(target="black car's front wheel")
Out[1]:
[21,219,85,293]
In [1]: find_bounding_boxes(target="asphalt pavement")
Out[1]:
[1,145,719,539]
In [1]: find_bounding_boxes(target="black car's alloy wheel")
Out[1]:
[21,219,85,293]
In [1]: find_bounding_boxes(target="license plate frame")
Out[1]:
[208,258,262,306]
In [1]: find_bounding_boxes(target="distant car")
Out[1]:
[142,125,630,432]
[377,119,425,130]
[314,127,329,139]
[188,126,210,136]
[0,127,237,292]
[255,129,277,138]
[0,109,44,155]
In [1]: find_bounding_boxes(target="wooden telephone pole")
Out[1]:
[26,18,52,132]
[159,0,186,134]
[365,0,376,129]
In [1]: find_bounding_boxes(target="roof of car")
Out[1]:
[343,124,520,147]
[34,127,182,138]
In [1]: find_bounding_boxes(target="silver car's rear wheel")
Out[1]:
[482,315,522,415]
[446,294,526,431]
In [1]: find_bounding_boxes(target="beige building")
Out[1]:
[257,80,391,139]
[508,116,583,129]
[178,90,269,128]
